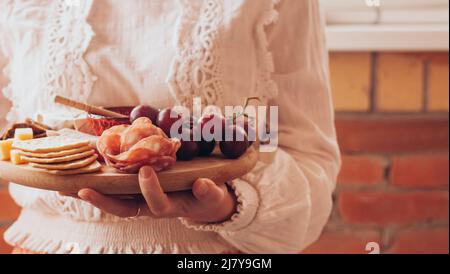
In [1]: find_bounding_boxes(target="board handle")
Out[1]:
[54,95,128,119]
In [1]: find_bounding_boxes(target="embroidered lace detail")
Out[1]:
[5,209,236,254]
[255,0,280,102]
[41,0,96,110]
[168,0,225,109]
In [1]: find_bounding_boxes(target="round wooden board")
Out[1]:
[0,147,258,194]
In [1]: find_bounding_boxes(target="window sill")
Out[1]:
[326,24,449,52]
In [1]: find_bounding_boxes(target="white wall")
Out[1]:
[321,0,449,25]
[321,0,449,10]
[321,0,449,51]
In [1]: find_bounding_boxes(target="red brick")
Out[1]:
[338,156,386,185]
[336,117,449,153]
[388,227,449,254]
[420,53,449,63]
[0,226,12,254]
[0,189,21,221]
[302,230,382,254]
[390,154,449,189]
[339,191,449,225]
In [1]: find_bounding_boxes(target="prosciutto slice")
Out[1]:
[97,117,181,173]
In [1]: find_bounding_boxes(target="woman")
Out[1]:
[0,0,340,254]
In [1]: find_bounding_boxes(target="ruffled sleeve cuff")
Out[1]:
[179,180,259,233]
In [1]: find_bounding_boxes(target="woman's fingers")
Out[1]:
[192,179,237,223]
[78,189,151,218]
[192,178,225,204]
[139,166,174,216]
[76,167,235,221]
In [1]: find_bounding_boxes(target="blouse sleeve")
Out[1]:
[0,0,49,55]
[0,0,14,127]
[180,0,341,253]
[0,0,50,124]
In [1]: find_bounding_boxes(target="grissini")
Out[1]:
[54,95,128,119]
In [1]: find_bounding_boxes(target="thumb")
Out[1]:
[192,179,225,204]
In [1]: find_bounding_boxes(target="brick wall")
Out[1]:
[0,52,448,254]
[0,182,20,254]
[303,52,449,254]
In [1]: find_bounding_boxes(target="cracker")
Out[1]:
[19,146,92,158]
[43,161,102,175]
[13,136,89,153]
[29,155,97,170]
[21,150,96,164]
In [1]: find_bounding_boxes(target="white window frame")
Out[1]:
[322,0,449,51]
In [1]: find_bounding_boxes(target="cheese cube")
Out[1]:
[14,128,34,141]
[0,139,14,161]
[10,150,27,165]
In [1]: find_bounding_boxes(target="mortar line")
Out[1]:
[423,59,431,113]
[369,52,379,113]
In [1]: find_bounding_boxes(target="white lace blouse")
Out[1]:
[0,0,341,254]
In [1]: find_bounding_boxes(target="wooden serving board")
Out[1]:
[0,147,258,194]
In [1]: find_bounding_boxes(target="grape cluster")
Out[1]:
[130,105,254,161]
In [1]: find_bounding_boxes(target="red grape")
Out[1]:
[223,118,234,139]
[199,114,225,141]
[198,139,216,157]
[220,125,249,159]
[182,116,198,130]
[130,105,160,125]
[156,108,182,137]
[176,129,199,161]
[244,118,258,146]
[224,116,257,145]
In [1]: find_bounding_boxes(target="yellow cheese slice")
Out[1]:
[10,150,27,165]
[14,128,34,141]
[0,139,14,161]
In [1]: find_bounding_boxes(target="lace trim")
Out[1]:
[6,230,233,254]
[168,0,279,108]
[167,0,225,109]
[255,0,280,102]
[5,209,236,254]
[179,180,260,234]
[1,63,16,122]
[41,0,96,110]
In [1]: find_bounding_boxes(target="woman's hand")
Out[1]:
[67,166,238,223]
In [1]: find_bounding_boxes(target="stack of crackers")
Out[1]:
[12,136,102,175]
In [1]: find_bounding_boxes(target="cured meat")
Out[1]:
[97,117,181,173]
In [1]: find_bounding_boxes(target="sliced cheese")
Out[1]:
[14,128,34,141]
[0,139,14,161]
[10,150,27,165]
